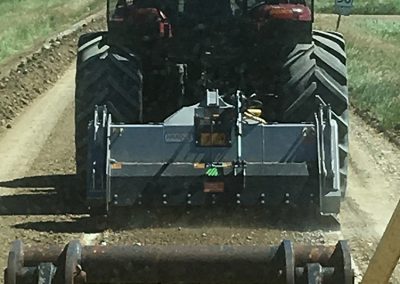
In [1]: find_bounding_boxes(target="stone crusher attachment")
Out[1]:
[4,240,354,284]
[86,90,343,216]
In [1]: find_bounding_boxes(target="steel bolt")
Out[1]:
[284,193,290,204]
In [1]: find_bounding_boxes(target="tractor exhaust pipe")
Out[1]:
[5,240,353,284]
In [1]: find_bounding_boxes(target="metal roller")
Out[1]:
[4,240,354,284]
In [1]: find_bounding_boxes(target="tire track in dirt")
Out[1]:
[340,113,400,283]
[0,65,102,280]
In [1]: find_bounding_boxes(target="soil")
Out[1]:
[0,14,106,130]
[0,14,399,284]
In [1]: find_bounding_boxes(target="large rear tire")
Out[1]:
[74,32,143,203]
[279,30,349,198]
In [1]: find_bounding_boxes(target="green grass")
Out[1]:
[0,0,105,64]
[353,17,400,42]
[315,14,400,132]
[315,0,400,15]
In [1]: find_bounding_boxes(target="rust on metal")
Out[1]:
[5,240,354,284]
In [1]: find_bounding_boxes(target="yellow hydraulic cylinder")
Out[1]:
[361,198,400,284]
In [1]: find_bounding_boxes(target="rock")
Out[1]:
[201,233,207,237]
[43,43,51,50]
[246,236,253,240]
[0,82,6,89]
[6,123,12,129]
[134,242,142,246]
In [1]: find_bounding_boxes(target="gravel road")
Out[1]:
[0,34,399,284]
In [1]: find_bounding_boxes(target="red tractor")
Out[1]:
[74,0,348,215]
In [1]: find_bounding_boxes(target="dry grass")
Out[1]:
[0,0,104,63]
[315,14,400,132]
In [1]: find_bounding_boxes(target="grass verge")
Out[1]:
[315,14,400,133]
[0,0,104,64]
[315,0,400,15]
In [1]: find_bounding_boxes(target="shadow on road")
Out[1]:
[0,174,340,233]
[0,174,86,215]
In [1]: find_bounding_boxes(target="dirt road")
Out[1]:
[0,64,399,282]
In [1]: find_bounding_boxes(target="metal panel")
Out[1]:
[108,124,317,164]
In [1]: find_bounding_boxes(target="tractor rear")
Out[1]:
[74,0,348,216]
[2,1,355,283]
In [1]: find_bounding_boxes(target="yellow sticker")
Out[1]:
[111,162,123,169]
